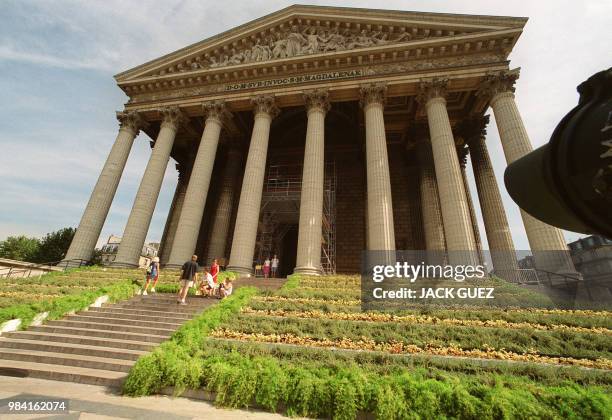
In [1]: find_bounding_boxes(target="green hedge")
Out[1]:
[0,279,139,327]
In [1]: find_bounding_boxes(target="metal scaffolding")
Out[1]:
[255,163,336,274]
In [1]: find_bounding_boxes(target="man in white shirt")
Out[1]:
[199,267,216,297]
[271,254,279,278]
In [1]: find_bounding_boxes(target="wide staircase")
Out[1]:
[0,269,286,389]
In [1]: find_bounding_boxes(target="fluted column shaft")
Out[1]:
[167,103,227,267]
[361,84,395,251]
[228,96,278,276]
[206,147,243,265]
[421,81,477,265]
[491,92,570,252]
[460,164,485,264]
[64,112,144,263]
[469,134,517,274]
[416,141,446,252]
[485,70,575,272]
[295,90,329,275]
[113,108,184,267]
[159,171,189,266]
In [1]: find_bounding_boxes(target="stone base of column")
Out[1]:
[163,263,183,270]
[226,265,253,277]
[294,265,322,276]
[109,260,139,268]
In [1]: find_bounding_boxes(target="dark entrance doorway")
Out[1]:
[277,224,298,277]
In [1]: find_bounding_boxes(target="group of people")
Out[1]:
[261,254,279,278]
[141,255,233,306]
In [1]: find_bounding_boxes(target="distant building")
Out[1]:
[568,235,612,292]
[100,235,158,268]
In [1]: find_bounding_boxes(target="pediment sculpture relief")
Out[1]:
[167,24,420,74]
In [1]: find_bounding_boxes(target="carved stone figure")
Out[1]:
[302,27,324,54]
[272,33,287,58]
[286,25,306,57]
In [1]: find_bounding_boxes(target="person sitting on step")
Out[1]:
[218,278,233,299]
[199,267,216,297]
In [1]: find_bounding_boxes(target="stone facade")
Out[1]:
[65,5,576,277]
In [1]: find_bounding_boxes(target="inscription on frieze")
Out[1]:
[224,69,363,92]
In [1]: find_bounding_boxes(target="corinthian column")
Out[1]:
[64,111,146,264]
[113,107,185,267]
[206,146,243,265]
[158,162,191,266]
[414,133,446,253]
[457,147,485,265]
[480,69,575,273]
[462,117,518,277]
[167,101,229,268]
[360,83,395,251]
[227,95,279,276]
[295,89,330,275]
[418,79,477,266]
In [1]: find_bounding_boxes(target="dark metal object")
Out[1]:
[505,68,612,238]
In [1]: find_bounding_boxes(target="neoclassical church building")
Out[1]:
[64,5,574,277]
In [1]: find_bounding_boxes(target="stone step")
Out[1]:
[133,295,212,306]
[64,314,183,330]
[76,310,189,325]
[0,348,134,372]
[3,331,156,351]
[88,306,193,321]
[46,319,175,336]
[0,338,145,361]
[113,302,204,314]
[29,325,170,343]
[0,360,126,388]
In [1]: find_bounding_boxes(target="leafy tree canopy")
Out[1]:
[0,236,40,262]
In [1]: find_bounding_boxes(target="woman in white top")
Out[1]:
[271,254,279,278]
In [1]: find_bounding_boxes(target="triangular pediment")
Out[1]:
[115,5,526,85]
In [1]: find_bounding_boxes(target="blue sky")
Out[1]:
[0,0,610,250]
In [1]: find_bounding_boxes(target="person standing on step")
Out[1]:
[142,256,160,295]
[263,256,271,278]
[210,258,219,285]
[178,254,199,305]
[271,254,279,278]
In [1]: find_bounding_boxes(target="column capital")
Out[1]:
[359,83,387,108]
[158,106,188,131]
[460,115,491,146]
[477,68,520,102]
[116,110,148,134]
[416,78,449,105]
[303,89,330,114]
[251,95,280,119]
[202,100,232,124]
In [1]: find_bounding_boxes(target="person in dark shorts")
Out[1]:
[178,254,199,305]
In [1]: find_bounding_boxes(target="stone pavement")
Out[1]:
[0,376,287,419]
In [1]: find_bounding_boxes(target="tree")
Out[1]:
[0,236,41,262]
[32,227,76,264]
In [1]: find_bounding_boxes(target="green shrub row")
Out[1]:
[203,337,612,387]
[247,299,612,329]
[230,313,612,360]
[0,279,139,327]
